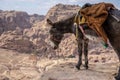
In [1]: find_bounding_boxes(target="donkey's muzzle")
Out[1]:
[49,40,58,50]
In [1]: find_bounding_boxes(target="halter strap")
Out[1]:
[74,12,86,40]
[50,35,61,43]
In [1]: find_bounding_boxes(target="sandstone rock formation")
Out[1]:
[46,3,80,22]
[0,4,119,80]
[0,11,31,34]
[0,10,45,53]
[0,48,117,80]
[0,10,45,34]
[29,14,45,24]
[0,4,117,60]
[0,4,81,57]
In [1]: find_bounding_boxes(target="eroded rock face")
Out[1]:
[46,3,80,22]
[0,11,30,34]
[0,4,116,60]
[0,10,46,53]
[0,30,35,53]
[0,4,81,56]
[0,4,118,80]
[0,10,45,34]
[0,48,117,80]
[29,14,45,24]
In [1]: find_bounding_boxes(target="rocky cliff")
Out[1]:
[0,4,118,80]
[0,10,45,34]
[0,4,116,59]
[0,4,81,57]
[46,3,80,22]
[0,11,30,34]
[0,10,45,53]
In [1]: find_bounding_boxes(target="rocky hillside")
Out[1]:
[0,4,116,60]
[0,10,30,34]
[0,10,45,53]
[0,10,45,34]
[0,48,117,80]
[0,4,81,57]
[0,4,118,80]
[46,3,80,22]
[29,14,45,24]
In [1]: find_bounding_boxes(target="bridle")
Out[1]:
[74,13,86,40]
[50,35,61,43]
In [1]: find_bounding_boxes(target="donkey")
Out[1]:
[47,15,90,70]
[47,9,120,79]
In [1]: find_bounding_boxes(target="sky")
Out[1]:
[0,0,120,15]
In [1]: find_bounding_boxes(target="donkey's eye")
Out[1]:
[50,28,56,34]
[56,36,61,39]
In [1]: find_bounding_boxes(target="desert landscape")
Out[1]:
[0,4,119,80]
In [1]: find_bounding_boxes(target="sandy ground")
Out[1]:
[0,48,119,80]
[40,58,118,80]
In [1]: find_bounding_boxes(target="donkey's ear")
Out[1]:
[46,19,53,25]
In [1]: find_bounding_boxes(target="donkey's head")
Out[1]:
[47,19,64,49]
[46,17,74,49]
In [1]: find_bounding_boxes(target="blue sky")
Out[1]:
[0,0,120,15]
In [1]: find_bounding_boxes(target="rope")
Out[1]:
[74,23,79,40]
[74,14,79,40]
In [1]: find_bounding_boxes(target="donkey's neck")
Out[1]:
[56,16,75,34]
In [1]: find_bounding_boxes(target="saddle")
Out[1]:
[74,2,116,48]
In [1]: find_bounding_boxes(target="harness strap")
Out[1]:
[74,13,86,40]
[50,35,61,43]
[74,23,79,40]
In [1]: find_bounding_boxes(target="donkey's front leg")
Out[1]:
[76,40,83,70]
[83,38,89,69]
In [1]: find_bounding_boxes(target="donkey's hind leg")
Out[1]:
[115,67,120,80]
[76,40,83,70]
[83,38,89,69]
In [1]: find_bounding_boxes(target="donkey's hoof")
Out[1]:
[83,65,89,69]
[115,76,120,80]
[115,74,120,80]
[76,65,80,70]
[85,66,89,69]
